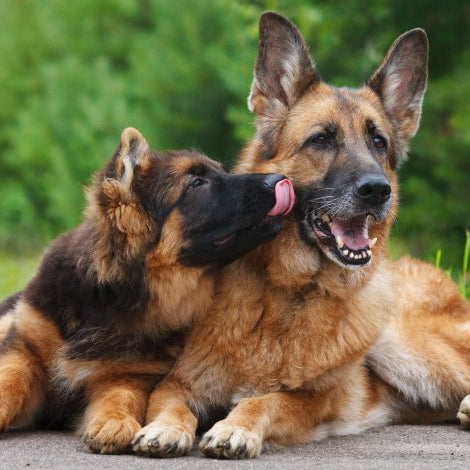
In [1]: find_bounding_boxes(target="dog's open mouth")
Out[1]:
[308,212,377,267]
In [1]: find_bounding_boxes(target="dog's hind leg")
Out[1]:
[0,300,62,431]
[367,257,470,422]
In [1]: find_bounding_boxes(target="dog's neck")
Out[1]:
[253,220,375,297]
[78,218,215,333]
[142,262,216,333]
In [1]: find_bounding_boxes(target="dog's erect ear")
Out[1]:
[115,127,150,189]
[368,29,428,144]
[248,12,319,115]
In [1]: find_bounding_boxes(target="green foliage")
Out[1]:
[460,230,470,298]
[0,0,468,269]
[0,252,40,300]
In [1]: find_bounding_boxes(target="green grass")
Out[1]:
[0,251,42,300]
[459,230,470,299]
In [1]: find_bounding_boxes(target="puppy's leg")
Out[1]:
[199,390,334,459]
[132,379,198,457]
[80,378,148,454]
[0,304,60,431]
[0,349,46,431]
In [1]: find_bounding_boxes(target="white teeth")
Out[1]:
[342,249,349,256]
[367,249,372,257]
[369,237,377,248]
[336,236,344,248]
[349,252,355,259]
[355,254,360,259]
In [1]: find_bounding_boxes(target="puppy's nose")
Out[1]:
[355,175,391,205]
[262,173,286,190]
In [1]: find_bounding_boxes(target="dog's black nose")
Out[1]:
[356,175,391,205]
[262,173,285,190]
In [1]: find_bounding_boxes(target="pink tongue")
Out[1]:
[330,216,369,250]
[268,179,295,216]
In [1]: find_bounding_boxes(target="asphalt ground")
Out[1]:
[2,424,470,469]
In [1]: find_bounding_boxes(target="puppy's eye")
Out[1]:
[372,134,387,150]
[189,177,207,189]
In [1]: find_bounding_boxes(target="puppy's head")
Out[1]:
[86,127,294,282]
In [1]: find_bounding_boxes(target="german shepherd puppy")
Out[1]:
[132,13,470,459]
[0,126,294,453]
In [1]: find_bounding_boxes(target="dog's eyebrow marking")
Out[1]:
[366,119,389,142]
[187,163,209,176]
[306,122,337,135]
[325,123,337,135]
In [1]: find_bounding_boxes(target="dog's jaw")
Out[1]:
[301,212,377,270]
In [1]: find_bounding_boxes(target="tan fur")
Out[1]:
[80,379,148,454]
[0,128,255,455]
[0,302,63,430]
[134,14,470,459]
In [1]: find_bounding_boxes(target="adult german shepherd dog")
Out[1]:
[132,13,470,459]
[0,126,294,453]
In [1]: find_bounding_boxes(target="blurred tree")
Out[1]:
[0,0,468,267]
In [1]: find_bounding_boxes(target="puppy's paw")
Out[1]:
[199,421,262,459]
[132,422,194,457]
[457,394,470,426]
[83,415,141,454]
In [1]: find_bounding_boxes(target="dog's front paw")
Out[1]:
[83,414,141,454]
[132,422,194,457]
[199,421,262,459]
[457,394,470,426]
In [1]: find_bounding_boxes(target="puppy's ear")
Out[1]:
[248,12,319,159]
[115,127,150,189]
[100,128,153,235]
[368,29,428,150]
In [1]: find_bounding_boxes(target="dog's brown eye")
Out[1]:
[308,133,330,147]
[189,177,207,189]
[373,135,387,150]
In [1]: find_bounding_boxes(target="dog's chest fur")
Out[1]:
[181,253,393,405]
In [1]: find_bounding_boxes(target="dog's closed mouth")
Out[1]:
[309,212,377,266]
[214,179,295,247]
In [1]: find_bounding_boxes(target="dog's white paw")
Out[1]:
[132,422,194,457]
[199,421,262,459]
[457,394,470,426]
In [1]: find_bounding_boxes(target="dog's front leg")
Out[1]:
[132,378,198,457]
[80,378,148,454]
[199,389,334,459]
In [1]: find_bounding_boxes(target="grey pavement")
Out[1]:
[1,425,470,469]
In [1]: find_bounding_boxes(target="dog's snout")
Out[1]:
[355,175,391,205]
[263,173,286,190]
